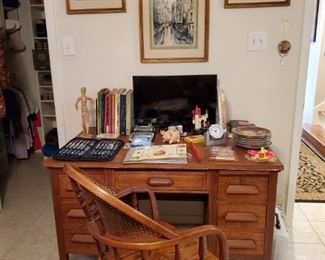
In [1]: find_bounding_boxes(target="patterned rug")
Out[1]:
[295,142,325,202]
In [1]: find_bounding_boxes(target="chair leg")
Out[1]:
[175,245,181,260]
[141,251,149,260]
[95,240,107,260]
[113,247,121,260]
[199,237,204,260]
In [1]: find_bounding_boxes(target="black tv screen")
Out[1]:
[133,75,218,131]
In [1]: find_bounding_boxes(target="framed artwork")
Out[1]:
[66,0,126,14]
[139,0,209,63]
[224,0,290,8]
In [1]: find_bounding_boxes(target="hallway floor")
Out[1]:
[0,153,324,260]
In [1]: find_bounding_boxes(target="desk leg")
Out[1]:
[50,171,70,260]
[264,173,278,260]
[207,172,218,255]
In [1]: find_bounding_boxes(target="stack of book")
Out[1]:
[96,88,134,136]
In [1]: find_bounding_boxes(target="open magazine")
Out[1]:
[123,144,187,164]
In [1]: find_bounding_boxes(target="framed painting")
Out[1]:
[224,0,290,8]
[66,0,126,14]
[139,0,209,63]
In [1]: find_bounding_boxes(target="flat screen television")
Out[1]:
[133,75,218,132]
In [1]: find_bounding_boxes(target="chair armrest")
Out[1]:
[116,186,159,221]
[179,225,229,260]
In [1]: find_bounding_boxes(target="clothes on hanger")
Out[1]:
[3,86,34,159]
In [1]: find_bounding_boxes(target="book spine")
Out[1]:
[101,90,107,133]
[120,93,127,135]
[97,92,101,134]
[104,91,110,133]
[126,90,131,135]
[112,92,116,134]
[95,98,98,134]
[108,93,112,133]
[115,92,120,134]
[130,90,134,131]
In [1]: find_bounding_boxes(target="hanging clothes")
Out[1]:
[3,87,33,159]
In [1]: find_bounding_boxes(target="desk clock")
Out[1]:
[204,124,225,146]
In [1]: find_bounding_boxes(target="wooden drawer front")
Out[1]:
[115,171,207,191]
[218,176,268,203]
[58,171,104,198]
[223,230,264,256]
[63,228,98,254]
[61,201,87,227]
[217,205,266,231]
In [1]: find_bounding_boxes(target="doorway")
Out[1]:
[296,0,325,202]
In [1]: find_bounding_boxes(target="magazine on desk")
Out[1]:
[123,144,187,164]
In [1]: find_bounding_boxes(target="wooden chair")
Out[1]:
[63,164,229,260]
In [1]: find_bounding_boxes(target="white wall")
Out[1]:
[46,0,307,210]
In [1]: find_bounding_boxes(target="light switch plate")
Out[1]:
[248,31,267,51]
[62,36,75,56]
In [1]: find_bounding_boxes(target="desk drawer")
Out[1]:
[217,204,266,231]
[222,230,264,256]
[63,228,97,254]
[58,171,104,198]
[115,171,207,191]
[61,201,87,227]
[218,176,268,203]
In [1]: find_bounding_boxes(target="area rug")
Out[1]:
[295,142,325,202]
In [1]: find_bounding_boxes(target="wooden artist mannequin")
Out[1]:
[75,87,93,136]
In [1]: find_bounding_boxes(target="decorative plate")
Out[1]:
[232,127,272,139]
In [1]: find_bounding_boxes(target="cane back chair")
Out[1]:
[64,164,229,260]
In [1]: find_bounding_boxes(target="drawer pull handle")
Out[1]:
[226,185,259,195]
[228,239,256,249]
[71,234,95,244]
[147,177,173,187]
[67,209,85,218]
[225,212,258,223]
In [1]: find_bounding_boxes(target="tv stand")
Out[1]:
[44,132,283,260]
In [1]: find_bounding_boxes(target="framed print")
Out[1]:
[139,0,209,63]
[224,0,290,8]
[66,0,126,14]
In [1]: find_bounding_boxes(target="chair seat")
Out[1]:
[106,239,219,260]
[151,239,219,260]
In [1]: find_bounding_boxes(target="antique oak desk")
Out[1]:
[44,135,283,260]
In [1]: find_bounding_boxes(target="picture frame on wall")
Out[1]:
[66,0,126,14]
[224,0,290,8]
[139,0,209,63]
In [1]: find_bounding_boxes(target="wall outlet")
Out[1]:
[248,31,268,51]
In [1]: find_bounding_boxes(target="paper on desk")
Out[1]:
[123,144,187,164]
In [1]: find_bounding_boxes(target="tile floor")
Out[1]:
[0,153,324,260]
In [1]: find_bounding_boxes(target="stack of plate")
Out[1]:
[232,126,272,149]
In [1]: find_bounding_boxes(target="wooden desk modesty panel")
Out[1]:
[44,134,283,260]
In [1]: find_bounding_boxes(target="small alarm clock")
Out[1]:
[204,124,225,146]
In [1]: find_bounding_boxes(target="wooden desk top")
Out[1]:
[44,133,284,173]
